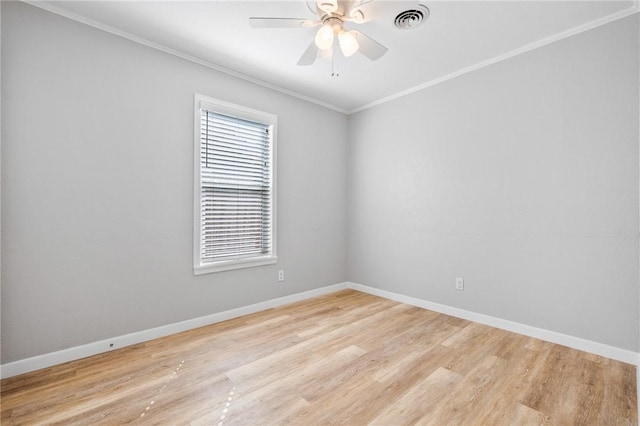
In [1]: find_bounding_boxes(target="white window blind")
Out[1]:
[194,95,277,274]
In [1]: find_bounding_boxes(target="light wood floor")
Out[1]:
[1,290,637,425]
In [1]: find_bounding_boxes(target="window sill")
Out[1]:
[194,255,278,275]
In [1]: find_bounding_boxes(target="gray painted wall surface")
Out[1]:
[348,15,639,351]
[2,2,639,364]
[1,2,348,363]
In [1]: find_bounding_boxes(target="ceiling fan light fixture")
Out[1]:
[338,31,359,57]
[318,45,333,60]
[316,0,338,13]
[251,2,388,67]
[315,23,334,50]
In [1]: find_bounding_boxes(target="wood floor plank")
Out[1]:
[419,354,510,425]
[471,342,554,425]
[509,404,551,425]
[521,345,585,423]
[598,357,639,425]
[1,289,637,425]
[369,367,464,425]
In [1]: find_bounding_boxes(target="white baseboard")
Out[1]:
[2,281,638,379]
[0,282,348,379]
[346,282,639,366]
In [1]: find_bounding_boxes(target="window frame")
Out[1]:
[193,94,277,274]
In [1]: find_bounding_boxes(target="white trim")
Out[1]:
[193,94,278,275]
[349,5,640,114]
[637,2,640,414]
[22,1,639,115]
[346,282,640,366]
[637,4,640,417]
[2,281,638,379]
[194,256,278,275]
[0,282,348,379]
[21,1,348,115]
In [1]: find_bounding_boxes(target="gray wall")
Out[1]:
[348,15,640,351]
[2,2,639,365]
[1,2,347,363]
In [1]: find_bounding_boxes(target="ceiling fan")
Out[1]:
[249,0,388,66]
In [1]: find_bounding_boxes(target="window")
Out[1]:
[194,95,277,274]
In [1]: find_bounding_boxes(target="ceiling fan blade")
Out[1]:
[249,17,319,28]
[351,30,388,61]
[344,0,377,23]
[297,40,319,66]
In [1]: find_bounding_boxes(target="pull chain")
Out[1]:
[331,42,339,77]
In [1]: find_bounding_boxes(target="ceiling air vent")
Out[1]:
[394,4,430,30]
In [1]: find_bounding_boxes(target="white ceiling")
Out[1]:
[34,0,638,112]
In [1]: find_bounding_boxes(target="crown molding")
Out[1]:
[21,1,349,115]
[20,1,640,115]
[348,3,640,114]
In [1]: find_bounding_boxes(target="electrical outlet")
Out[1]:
[278,270,285,282]
[456,277,464,291]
